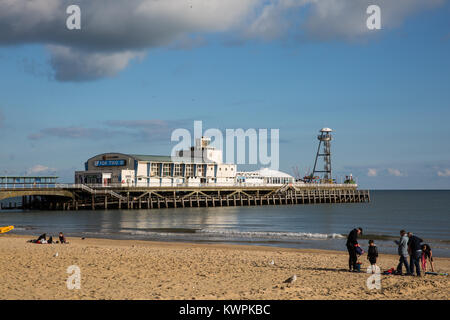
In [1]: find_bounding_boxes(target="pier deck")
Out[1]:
[0,184,369,210]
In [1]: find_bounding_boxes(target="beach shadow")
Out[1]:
[300,267,353,273]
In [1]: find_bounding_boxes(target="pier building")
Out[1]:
[75,137,236,187]
[237,168,295,185]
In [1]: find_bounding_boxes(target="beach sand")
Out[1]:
[0,235,448,300]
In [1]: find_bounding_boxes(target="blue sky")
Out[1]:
[0,0,449,189]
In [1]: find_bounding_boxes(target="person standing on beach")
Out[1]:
[395,230,411,275]
[367,240,378,273]
[346,227,363,272]
[408,232,423,276]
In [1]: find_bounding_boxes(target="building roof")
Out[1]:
[130,154,173,162]
[240,168,294,178]
[88,153,216,164]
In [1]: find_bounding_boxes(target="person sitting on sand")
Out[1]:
[395,230,411,275]
[367,240,378,273]
[421,244,435,273]
[59,232,67,244]
[48,236,53,244]
[37,233,46,242]
[346,227,363,272]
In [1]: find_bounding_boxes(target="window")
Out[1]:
[197,165,204,177]
[151,163,159,177]
[174,164,181,176]
[163,163,171,177]
[185,164,194,177]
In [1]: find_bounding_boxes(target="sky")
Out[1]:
[0,0,449,189]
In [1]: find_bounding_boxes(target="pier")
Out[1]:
[0,183,370,211]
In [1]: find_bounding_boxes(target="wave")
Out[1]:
[197,229,345,240]
[121,227,198,234]
[11,225,36,231]
[86,228,345,241]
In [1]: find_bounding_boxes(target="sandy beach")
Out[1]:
[0,234,448,300]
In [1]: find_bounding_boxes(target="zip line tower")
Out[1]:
[312,128,333,182]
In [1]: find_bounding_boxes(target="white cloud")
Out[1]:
[0,0,445,81]
[367,168,377,177]
[388,168,405,177]
[304,0,444,40]
[437,169,450,177]
[27,165,56,175]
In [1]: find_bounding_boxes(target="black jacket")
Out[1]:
[368,246,378,259]
[346,229,359,247]
[408,235,423,252]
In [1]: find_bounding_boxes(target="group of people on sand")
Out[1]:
[346,227,435,276]
[396,230,434,276]
[28,232,67,244]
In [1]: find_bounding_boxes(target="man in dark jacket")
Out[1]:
[346,227,363,272]
[407,232,423,276]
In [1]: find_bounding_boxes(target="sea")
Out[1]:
[1,190,449,257]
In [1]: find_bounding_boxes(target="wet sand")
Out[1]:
[0,235,448,300]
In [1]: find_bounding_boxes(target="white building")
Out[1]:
[75,137,237,187]
[237,168,295,185]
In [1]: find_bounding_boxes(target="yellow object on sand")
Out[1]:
[0,226,14,234]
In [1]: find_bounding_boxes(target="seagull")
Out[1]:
[269,260,275,265]
[54,252,59,257]
[284,275,297,284]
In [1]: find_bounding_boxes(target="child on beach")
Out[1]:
[367,240,378,273]
[421,244,435,272]
[59,232,67,244]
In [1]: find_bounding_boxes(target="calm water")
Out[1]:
[1,190,449,256]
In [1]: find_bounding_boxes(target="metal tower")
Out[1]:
[312,128,333,182]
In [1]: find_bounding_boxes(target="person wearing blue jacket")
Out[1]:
[395,230,411,275]
[408,232,423,276]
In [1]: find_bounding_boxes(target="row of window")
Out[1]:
[148,163,234,177]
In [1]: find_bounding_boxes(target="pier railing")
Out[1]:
[1,182,358,190]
